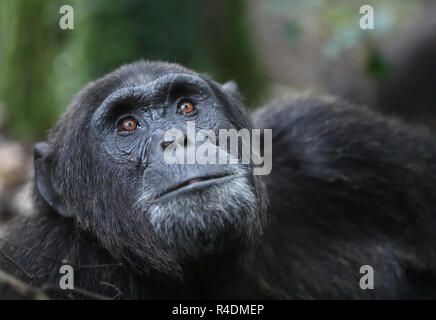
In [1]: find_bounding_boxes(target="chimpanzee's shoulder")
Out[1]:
[252,94,436,181]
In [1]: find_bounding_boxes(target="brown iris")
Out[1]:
[118,118,138,132]
[179,101,195,115]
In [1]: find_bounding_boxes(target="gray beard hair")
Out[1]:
[135,165,262,252]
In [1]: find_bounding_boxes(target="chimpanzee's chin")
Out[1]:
[141,175,263,252]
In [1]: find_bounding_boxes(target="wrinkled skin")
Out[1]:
[1,61,436,299]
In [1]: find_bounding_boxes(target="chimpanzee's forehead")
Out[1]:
[76,61,200,112]
[115,61,197,87]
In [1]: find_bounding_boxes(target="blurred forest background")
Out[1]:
[1,0,436,222]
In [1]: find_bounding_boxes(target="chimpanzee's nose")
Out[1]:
[160,133,189,151]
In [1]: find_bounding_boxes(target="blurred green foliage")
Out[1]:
[366,50,390,80]
[0,1,60,140]
[267,0,420,59]
[283,20,300,46]
[0,0,267,141]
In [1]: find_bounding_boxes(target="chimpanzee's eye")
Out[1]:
[178,101,196,115]
[117,118,138,132]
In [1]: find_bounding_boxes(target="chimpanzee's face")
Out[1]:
[36,62,266,275]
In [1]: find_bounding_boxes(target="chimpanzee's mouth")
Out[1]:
[152,173,237,202]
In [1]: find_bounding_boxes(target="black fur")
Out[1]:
[1,61,436,299]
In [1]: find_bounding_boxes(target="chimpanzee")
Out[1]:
[1,61,436,299]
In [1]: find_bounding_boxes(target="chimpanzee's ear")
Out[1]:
[222,80,242,101]
[34,142,71,217]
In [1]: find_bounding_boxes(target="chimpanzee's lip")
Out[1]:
[151,173,237,202]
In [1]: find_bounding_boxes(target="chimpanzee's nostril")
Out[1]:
[160,140,173,150]
[160,134,188,151]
